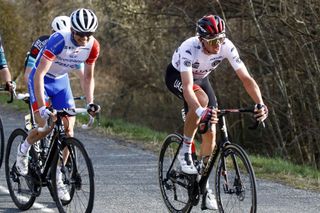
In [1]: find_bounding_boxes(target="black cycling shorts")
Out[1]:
[165,63,217,113]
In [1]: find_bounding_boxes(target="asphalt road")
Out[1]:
[0,104,319,213]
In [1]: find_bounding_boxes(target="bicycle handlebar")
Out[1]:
[37,107,97,133]
[198,106,265,133]
[0,85,16,103]
[220,107,265,129]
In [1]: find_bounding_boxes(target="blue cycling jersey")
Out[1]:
[24,34,83,71]
[0,34,8,70]
[28,31,99,111]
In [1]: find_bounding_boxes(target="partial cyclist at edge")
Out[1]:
[0,34,15,91]
[23,15,85,89]
[165,14,268,210]
[16,8,101,201]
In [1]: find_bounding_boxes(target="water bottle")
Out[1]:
[24,114,32,131]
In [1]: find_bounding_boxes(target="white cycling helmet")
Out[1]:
[70,8,98,32]
[51,16,71,32]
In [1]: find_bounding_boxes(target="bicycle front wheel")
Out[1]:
[158,133,193,212]
[215,143,257,213]
[0,117,4,169]
[5,128,36,210]
[51,137,95,213]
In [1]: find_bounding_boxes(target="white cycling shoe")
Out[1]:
[16,144,29,176]
[178,152,198,174]
[56,168,71,201]
[202,189,218,210]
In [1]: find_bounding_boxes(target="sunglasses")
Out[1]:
[202,37,225,46]
[73,31,94,38]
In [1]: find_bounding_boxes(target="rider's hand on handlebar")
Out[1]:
[196,106,218,125]
[254,104,268,122]
[5,81,16,92]
[87,103,101,117]
[39,106,53,120]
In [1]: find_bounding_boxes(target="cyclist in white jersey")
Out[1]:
[165,14,268,210]
[16,8,101,201]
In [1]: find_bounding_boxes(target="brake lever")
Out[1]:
[249,103,266,130]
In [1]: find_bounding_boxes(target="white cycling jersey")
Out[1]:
[171,36,245,79]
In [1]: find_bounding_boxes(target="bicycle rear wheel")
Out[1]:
[215,143,257,213]
[0,117,4,169]
[5,128,36,210]
[51,137,95,213]
[158,133,193,212]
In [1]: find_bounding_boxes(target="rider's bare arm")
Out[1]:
[34,57,53,108]
[235,66,264,105]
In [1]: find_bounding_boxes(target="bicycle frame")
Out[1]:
[38,114,67,181]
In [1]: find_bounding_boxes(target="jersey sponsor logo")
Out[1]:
[64,46,76,50]
[192,62,200,69]
[54,61,80,69]
[56,55,83,64]
[34,39,47,50]
[193,68,214,75]
[52,38,64,50]
[183,59,192,67]
[211,56,223,60]
[174,79,183,92]
[69,49,80,58]
[185,49,192,55]
[184,60,191,67]
[175,61,180,68]
[235,57,242,64]
[211,60,221,67]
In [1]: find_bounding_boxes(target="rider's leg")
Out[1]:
[179,88,208,174]
[56,115,75,201]
[61,116,75,165]
[200,125,216,163]
[16,111,52,175]
[183,87,208,141]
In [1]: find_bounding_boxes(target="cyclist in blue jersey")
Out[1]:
[24,15,84,89]
[16,8,101,201]
[165,15,268,210]
[0,34,15,91]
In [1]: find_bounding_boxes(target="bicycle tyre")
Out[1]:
[158,133,193,213]
[5,128,36,210]
[0,117,4,169]
[215,143,257,213]
[51,137,95,213]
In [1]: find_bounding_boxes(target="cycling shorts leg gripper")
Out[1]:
[193,84,201,92]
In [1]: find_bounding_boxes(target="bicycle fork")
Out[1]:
[220,148,244,198]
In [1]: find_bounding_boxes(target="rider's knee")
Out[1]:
[63,116,75,137]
